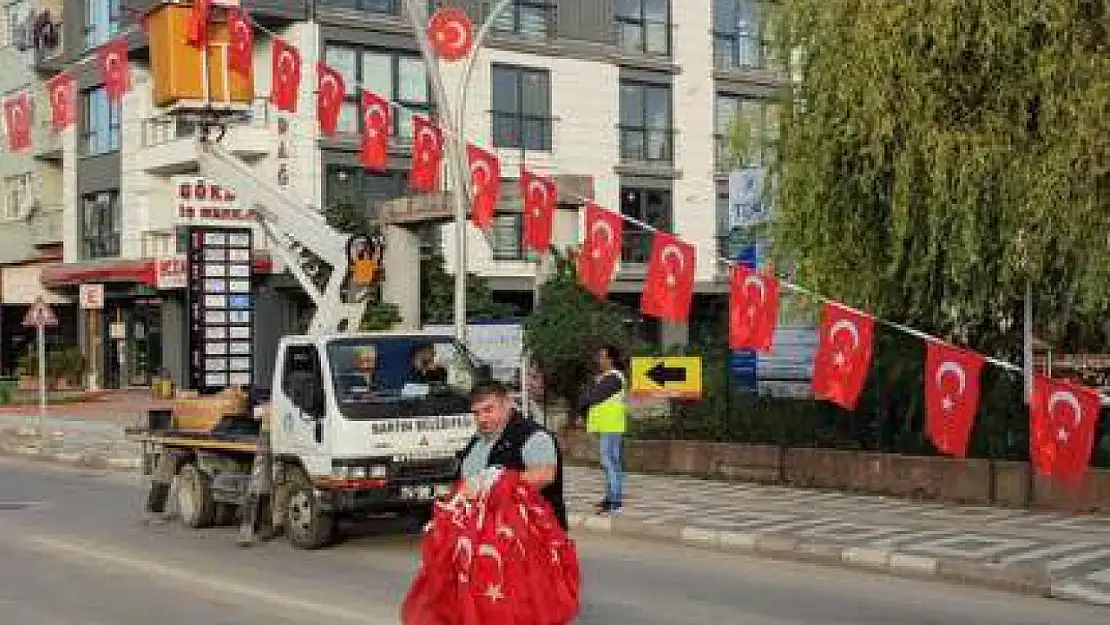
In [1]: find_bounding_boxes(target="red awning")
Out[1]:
[40,252,274,288]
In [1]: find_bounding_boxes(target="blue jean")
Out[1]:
[599,433,623,506]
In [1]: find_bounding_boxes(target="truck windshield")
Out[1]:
[326,336,477,419]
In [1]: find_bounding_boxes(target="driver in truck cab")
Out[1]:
[337,346,380,397]
[456,380,567,530]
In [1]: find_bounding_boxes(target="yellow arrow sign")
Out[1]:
[630,356,702,399]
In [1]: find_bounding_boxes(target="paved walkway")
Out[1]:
[2,413,1110,607]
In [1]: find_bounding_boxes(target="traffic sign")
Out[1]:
[630,356,702,399]
[22,297,57,328]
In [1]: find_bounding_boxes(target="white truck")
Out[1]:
[129,126,481,549]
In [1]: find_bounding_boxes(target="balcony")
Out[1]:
[138,98,274,175]
[30,204,64,248]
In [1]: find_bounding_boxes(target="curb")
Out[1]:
[565,513,1110,609]
[5,434,1109,610]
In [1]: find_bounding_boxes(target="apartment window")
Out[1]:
[715,94,779,169]
[615,0,671,56]
[83,86,121,156]
[3,0,28,49]
[491,65,552,151]
[619,82,672,163]
[324,165,409,222]
[620,187,671,263]
[714,0,767,70]
[491,0,552,39]
[84,0,120,49]
[3,173,31,220]
[324,44,430,140]
[81,190,121,259]
[488,213,540,261]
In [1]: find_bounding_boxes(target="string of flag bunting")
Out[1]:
[1,1,1101,485]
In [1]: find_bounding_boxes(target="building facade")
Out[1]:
[0,0,782,390]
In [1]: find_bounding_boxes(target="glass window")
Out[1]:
[84,0,120,49]
[81,190,121,259]
[713,0,766,70]
[82,86,121,156]
[318,0,396,11]
[492,0,552,39]
[490,214,522,260]
[326,337,478,419]
[3,173,31,220]
[620,187,671,263]
[491,65,551,151]
[615,0,671,55]
[323,44,430,140]
[324,165,407,223]
[619,82,672,163]
[714,94,778,169]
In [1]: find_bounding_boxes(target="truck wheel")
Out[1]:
[177,463,216,529]
[285,467,335,550]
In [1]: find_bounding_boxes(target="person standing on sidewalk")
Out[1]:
[577,345,627,515]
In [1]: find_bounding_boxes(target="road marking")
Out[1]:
[3,533,397,625]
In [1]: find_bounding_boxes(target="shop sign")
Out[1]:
[155,256,188,290]
[186,227,254,392]
[172,176,257,227]
[79,283,104,309]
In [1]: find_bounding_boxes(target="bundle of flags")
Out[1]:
[401,468,581,625]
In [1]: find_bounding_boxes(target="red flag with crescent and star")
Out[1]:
[45,72,76,132]
[360,90,391,171]
[1030,374,1100,484]
[3,92,31,152]
[520,168,557,253]
[640,232,695,323]
[812,303,875,410]
[316,62,345,137]
[271,38,302,113]
[427,6,474,62]
[227,8,253,77]
[97,37,130,102]
[467,144,500,230]
[577,202,623,299]
[186,0,210,47]
[924,341,985,458]
[728,264,779,352]
[409,115,444,192]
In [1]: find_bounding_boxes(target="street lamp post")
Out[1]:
[402,0,519,345]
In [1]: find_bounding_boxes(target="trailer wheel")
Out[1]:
[177,463,216,529]
[285,467,335,550]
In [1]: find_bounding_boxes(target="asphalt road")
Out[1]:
[1,458,1108,625]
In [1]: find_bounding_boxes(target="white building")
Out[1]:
[0,0,783,390]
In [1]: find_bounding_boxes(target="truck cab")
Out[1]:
[271,332,481,547]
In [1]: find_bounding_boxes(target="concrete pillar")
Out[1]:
[661,321,688,350]
[382,225,421,331]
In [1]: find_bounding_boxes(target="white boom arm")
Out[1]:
[195,136,368,335]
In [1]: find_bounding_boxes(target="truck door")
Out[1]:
[275,343,330,475]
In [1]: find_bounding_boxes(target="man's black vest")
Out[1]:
[458,413,568,531]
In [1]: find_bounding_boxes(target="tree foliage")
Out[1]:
[770,0,1110,357]
[522,249,643,405]
[420,251,518,324]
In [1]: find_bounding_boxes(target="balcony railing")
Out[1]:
[140,98,274,148]
[618,125,674,164]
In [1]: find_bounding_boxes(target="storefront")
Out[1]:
[0,260,78,378]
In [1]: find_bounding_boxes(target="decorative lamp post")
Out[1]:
[402,0,519,345]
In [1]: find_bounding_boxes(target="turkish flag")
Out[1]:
[1030,374,1101,484]
[520,167,556,253]
[316,62,345,137]
[3,92,31,152]
[729,264,779,352]
[467,144,500,230]
[227,9,253,78]
[924,341,985,458]
[186,0,210,47]
[45,73,75,132]
[271,38,301,113]
[640,232,695,322]
[97,37,130,102]
[409,114,443,192]
[577,202,623,299]
[360,90,391,171]
[812,303,875,410]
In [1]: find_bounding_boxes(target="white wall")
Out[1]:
[671,0,720,283]
[437,49,620,279]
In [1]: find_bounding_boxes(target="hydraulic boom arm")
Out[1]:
[195,135,368,334]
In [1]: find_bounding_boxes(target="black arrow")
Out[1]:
[647,362,687,386]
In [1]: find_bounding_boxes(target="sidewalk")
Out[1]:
[2,414,1109,609]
